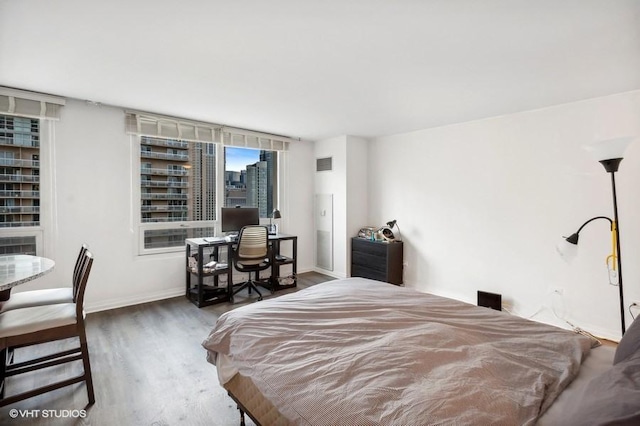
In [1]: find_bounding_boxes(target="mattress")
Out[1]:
[204,278,599,425]
[220,345,615,426]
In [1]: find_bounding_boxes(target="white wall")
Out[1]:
[315,136,348,277]
[314,135,369,278]
[16,99,316,312]
[345,136,369,275]
[368,90,640,340]
[284,140,315,271]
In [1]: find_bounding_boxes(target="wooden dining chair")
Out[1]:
[0,250,95,406]
[0,244,88,314]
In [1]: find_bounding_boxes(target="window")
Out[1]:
[139,136,217,251]
[137,142,280,253]
[127,111,290,254]
[224,147,278,218]
[0,114,42,255]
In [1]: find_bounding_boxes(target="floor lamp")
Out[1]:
[557,136,634,337]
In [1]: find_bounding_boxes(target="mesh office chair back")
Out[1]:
[237,226,269,265]
[231,226,271,302]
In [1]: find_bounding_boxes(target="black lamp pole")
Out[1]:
[563,157,626,336]
[601,158,625,336]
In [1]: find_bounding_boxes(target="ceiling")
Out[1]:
[1,0,639,141]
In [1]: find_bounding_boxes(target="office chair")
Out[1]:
[230,225,271,303]
[0,250,95,406]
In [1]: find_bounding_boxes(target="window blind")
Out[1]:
[222,127,292,151]
[0,87,65,120]
[125,111,221,144]
[126,111,295,151]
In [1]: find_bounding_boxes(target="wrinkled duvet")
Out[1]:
[203,278,592,426]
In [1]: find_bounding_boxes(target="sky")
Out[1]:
[225,147,259,172]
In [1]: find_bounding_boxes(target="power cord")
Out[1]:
[562,318,602,347]
[547,300,602,347]
[503,292,604,347]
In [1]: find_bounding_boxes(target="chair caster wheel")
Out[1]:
[258,296,263,301]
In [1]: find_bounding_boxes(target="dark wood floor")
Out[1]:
[0,271,333,426]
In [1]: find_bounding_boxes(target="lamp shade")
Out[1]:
[583,136,634,162]
[272,209,281,219]
[556,237,578,263]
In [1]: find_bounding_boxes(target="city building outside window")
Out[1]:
[224,147,277,217]
[139,136,216,251]
[138,139,280,253]
[0,114,41,255]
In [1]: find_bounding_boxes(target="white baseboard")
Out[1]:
[85,288,184,314]
[312,267,346,279]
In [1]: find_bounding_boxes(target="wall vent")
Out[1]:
[316,157,332,172]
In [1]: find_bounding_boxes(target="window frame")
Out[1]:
[134,135,285,257]
[134,136,218,256]
[0,115,53,256]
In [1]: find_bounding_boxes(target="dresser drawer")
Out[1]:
[351,265,387,283]
[350,237,404,285]
[352,251,387,272]
[352,238,388,256]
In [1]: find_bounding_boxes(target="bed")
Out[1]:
[202,277,640,425]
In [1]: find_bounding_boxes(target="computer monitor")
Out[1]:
[221,207,260,233]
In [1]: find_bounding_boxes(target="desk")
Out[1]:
[0,255,56,301]
[185,234,297,307]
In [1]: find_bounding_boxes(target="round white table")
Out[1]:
[0,254,56,300]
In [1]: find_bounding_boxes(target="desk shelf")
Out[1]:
[257,236,298,293]
[187,284,229,305]
[185,241,231,307]
[185,234,298,307]
[274,255,294,265]
[187,267,230,277]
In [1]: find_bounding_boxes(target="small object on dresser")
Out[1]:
[358,226,376,240]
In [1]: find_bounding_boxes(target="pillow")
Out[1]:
[565,351,640,426]
[614,317,640,365]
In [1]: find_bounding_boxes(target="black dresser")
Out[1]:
[351,237,403,285]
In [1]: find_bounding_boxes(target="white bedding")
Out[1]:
[203,278,593,426]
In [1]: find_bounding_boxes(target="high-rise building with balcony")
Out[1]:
[140,136,190,224]
[140,137,216,249]
[0,115,40,255]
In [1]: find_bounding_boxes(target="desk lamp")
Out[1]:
[384,219,402,242]
[557,136,634,336]
[269,208,281,234]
